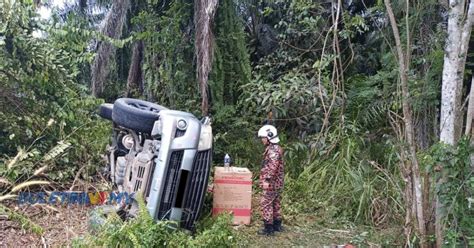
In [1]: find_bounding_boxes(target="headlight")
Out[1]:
[177,119,187,130]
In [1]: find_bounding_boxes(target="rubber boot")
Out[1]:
[257,222,274,236]
[273,219,284,232]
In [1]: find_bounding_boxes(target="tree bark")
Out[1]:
[126,41,144,97]
[465,77,474,135]
[194,0,219,116]
[384,0,427,246]
[91,0,130,97]
[437,1,474,246]
[466,77,474,220]
[440,0,474,144]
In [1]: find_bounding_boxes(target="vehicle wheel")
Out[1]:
[98,103,113,121]
[112,98,167,133]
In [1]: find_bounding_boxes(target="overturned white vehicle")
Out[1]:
[98,98,213,231]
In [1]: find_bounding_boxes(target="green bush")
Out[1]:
[280,124,404,226]
[75,199,237,247]
[420,139,474,245]
[0,1,109,182]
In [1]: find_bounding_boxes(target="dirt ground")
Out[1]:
[235,213,401,247]
[0,203,91,247]
[235,196,402,247]
[0,196,401,247]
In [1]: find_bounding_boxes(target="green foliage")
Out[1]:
[242,72,326,133]
[282,124,403,226]
[75,198,237,247]
[339,11,369,40]
[0,1,466,246]
[0,140,72,184]
[136,0,199,112]
[421,139,474,245]
[243,0,332,134]
[237,0,410,228]
[211,105,263,169]
[47,13,96,88]
[0,1,109,181]
[211,0,251,106]
[188,213,236,247]
[346,68,398,130]
[207,0,259,168]
[135,0,258,168]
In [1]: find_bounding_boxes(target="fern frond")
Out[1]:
[128,232,140,247]
[43,141,71,162]
[360,101,389,127]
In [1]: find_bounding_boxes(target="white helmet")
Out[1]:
[257,125,280,143]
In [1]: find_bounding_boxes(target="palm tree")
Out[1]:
[91,0,130,97]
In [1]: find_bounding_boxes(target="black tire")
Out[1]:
[98,103,113,120]
[112,98,168,133]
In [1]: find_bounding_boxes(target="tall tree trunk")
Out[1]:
[440,0,474,143]
[126,41,144,97]
[194,0,219,116]
[91,0,130,97]
[465,77,474,220]
[384,0,427,246]
[465,77,474,135]
[437,1,474,246]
